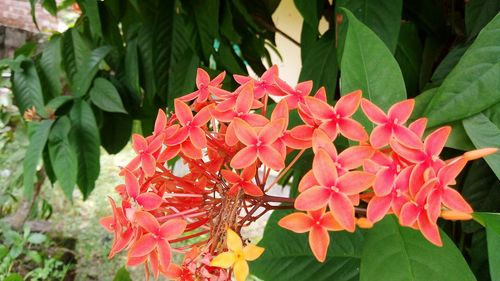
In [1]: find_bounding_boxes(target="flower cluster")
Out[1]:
[101,66,496,279]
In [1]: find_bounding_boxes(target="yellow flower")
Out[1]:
[211,229,264,281]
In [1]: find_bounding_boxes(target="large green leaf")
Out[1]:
[100,112,133,154]
[360,216,476,281]
[90,78,127,113]
[62,28,91,84]
[465,0,500,38]
[294,0,322,28]
[84,0,103,40]
[462,160,500,214]
[23,120,53,198]
[252,210,364,281]
[167,50,200,109]
[298,30,338,99]
[395,22,422,97]
[189,0,219,61]
[424,13,500,127]
[38,35,62,99]
[473,212,500,281]
[428,43,470,88]
[69,100,101,199]
[73,46,113,97]
[339,8,406,131]
[337,0,402,53]
[463,113,500,179]
[48,117,77,199]
[12,58,46,117]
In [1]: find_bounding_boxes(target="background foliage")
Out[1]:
[5,0,500,280]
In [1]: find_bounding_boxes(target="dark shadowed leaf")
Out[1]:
[465,0,500,38]
[473,213,500,281]
[12,58,46,117]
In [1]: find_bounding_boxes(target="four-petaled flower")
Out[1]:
[279,208,342,262]
[361,98,422,149]
[295,149,375,232]
[221,165,262,197]
[179,68,226,103]
[211,229,264,281]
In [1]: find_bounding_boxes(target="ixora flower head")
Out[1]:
[101,66,497,280]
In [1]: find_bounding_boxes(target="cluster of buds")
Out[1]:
[100,66,496,280]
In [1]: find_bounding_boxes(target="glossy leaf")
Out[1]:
[69,100,101,199]
[337,0,402,53]
[253,210,364,281]
[463,113,500,179]
[73,46,113,97]
[90,78,127,113]
[62,28,91,84]
[85,0,103,40]
[23,120,53,198]
[360,216,476,281]
[12,58,46,117]
[38,35,62,99]
[48,117,77,199]
[424,13,500,127]
[339,8,406,131]
[473,212,500,281]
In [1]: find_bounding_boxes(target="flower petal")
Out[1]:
[259,118,286,144]
[227,229,243,251]
[278,212,313,233]
[234,260,249,281]
[196,68,210,88]
[367,195,392,223]
[211,252,236,268]
[135,211,160,233]
[157,240,172,271]
[221,169,241,184]
[329,192,356,232]
[338,171,375,195]
[361,99,387,124]
[189,127,207,149]
[132,134,148,152]
[409,118,427,138]
[442,187,473,214]
[257,145,285,171]
[192,104,213,126]
[336,90,362,117]
[160,219,187,240]
[231,146,258,169]
[294,186,331,211]
[243,244,265,261]
[141,153,156,177]
[438,158,467,186]
[338,145,374,170]
[320,212,344,231]
[417,213,442,246]
[124,169,140,199]
[129,233,157,257]
[313,149,338,187]
[338,118,368,142]
[393,125,423,149]
[370,124,392,148]
[399,202,420,226]
[373,168,395,196]
[309,226,330,262]
[298,170,318,192]
[233,118,258,146]
[241,182,263,197]
[174,99,193,126]
[136,193,163,211]
[388,99,414,123]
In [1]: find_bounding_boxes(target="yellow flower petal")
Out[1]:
[243,244,264,261]
[234,260,249,281]
[227,228,243,251]
[211,252,236,268]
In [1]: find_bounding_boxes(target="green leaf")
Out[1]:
[85,0,103,40]
[339,8,406,131]
[428,42,470,88]
[189,0,219,61]
[360,216,476,281]
[41,0,57,16]
[48,117,77,199]
[395,22,422,97]
[62,28,91,84]
[336,0,402,53]
[100,112,133,154]
[11,59,46,117]
[69,99,101,199]
[113,266,132,281]
[29,0,39,30]
[465,0,500,39]
[167,50,200,109]
[125,38,140,97]
[46,96,74,112]
[462,159,500,213]
[473,212,500,281]
[253,210,364,281]
[294,0,322,28]
[463,113,500,179]
[298,30,338,99]
[38,35,62,99]
[424,13,500,127]
[27,233,47,244]
[14,42,37,58]
[73,46,113,97]
[23,120,53,198]
[4,273,23,281]
[90,78,127,113]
